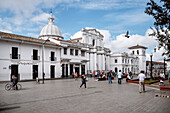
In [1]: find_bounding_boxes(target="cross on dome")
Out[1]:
[48,11,54,24]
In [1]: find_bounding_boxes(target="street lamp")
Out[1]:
[150,53,153,79]
[164,57,166,75]
[42,39,50,84]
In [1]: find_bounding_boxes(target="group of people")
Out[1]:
[79,70,131,89]
[78,70,170,94]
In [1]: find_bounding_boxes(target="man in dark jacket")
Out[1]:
[80,74,87,89]
[108,70,112,84]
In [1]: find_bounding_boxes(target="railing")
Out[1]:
[50,57,57,61]
[32,56,40,60]
[10,54,20,59]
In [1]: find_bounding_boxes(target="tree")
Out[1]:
[145,0,170,57]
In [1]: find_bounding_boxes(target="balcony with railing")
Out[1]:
[10,54,20,59]
[50,57,57,61]
[32,56,40,60]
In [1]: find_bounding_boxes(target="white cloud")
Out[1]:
[0,0,79,33]
[69,0,146,10]
[0,18,12,32]
[27,33,39,38]
[31,13,51,23]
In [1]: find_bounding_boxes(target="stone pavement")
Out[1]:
[0,78,170,113]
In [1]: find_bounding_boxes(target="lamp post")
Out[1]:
[164,57,166,75]
[150,53,153,79]
[42,39,50,84]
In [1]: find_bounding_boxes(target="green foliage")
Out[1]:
[144,80,156,83]
[145,0,170,57]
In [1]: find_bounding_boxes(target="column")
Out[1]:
[80,64,82,75]
[73,64,75,74]
[68,64,70,76]
[102,54,105,71]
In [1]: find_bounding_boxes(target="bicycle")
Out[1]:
[5,83,22,91]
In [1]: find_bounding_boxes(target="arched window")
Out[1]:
[132,51,134,54]
[137,50,139,55]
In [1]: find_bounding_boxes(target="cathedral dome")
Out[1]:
[39,12,63,39]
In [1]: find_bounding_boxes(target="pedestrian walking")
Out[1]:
[107,70,112,84]
[97,71,100,78]
[93,71,95,79]
[117,70,123,84]
[137,70,146,93]
[74,72,78,80]
[80,74,87,89]
[159,71,165,86]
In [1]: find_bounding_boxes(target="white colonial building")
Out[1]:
[110,45,147,74]
[0,31,62,81]
[0,12,148,81]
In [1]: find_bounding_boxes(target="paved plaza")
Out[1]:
[0,78,170,113]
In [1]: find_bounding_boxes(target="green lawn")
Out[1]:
[144,80,157,83]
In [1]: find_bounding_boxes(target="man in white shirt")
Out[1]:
[159,71,165,86]
[117,70,123,84]
[137,70,146,93]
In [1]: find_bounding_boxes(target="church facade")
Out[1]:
[0,13,147,81]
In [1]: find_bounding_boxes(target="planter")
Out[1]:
[160,86,170,91]
[127,79,159,85]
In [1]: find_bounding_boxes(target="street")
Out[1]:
[0,78,170,113]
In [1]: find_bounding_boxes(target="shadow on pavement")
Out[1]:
[0,106,20,111]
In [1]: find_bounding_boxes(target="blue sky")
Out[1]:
[0,0,165,61]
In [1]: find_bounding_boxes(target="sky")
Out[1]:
[0,0,166,61]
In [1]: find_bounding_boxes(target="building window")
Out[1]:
[51,52,55,61]
[33,49,38,60]
[92,39,95,46]
[132,51,134,54]
[131,59,133,63]
[12,47,18,59]
[115,59,117,63]
[64,48,67,55]
[70,49,74,55]
[81,50,85,56]
[143,50,145,55]
[137,50,139,55]
[75,50,78,56]
[115,67,118,73]
[122,58,124,63]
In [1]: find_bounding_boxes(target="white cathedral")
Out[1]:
[0,13,147,81]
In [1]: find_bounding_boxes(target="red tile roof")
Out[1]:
[128,44,147,49]
[0,31,62,47]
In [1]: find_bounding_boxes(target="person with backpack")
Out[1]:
[107,70,112,84]
[80,74,87,89]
